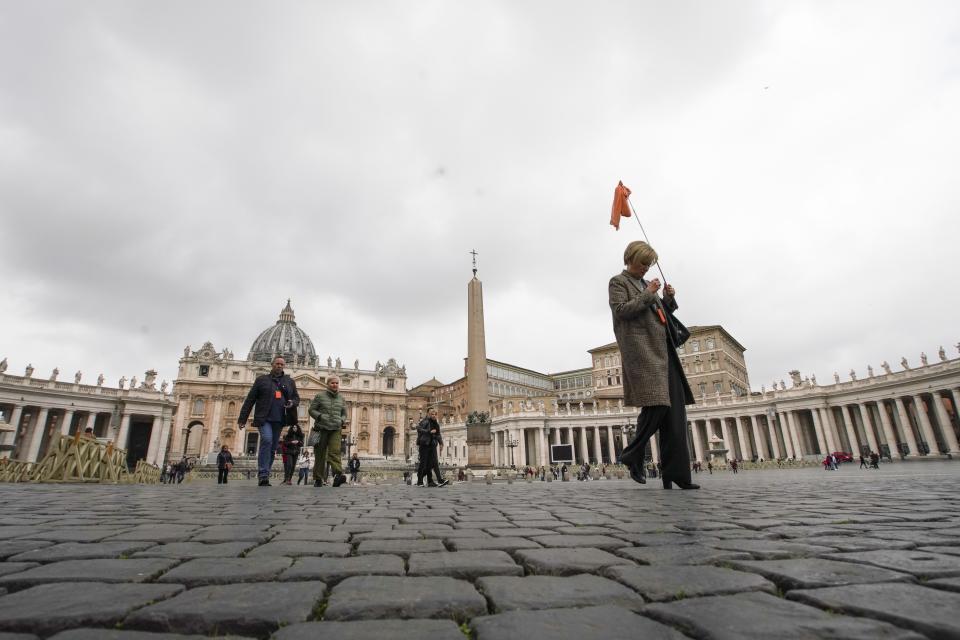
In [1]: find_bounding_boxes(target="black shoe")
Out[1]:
[438,479,450,487]
[314,480,322,487]
[663,478,700,490]
[629,465,646,485]
[415,482,424,487]
[427,482,439,487]
[258,479,271,487]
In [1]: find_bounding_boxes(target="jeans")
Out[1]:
[297,468,310,484]
[217,468,229,484]
[257,422,282,480]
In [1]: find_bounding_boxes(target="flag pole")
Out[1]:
[625,197,668,284]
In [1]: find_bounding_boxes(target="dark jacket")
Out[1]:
[216,451,233,469]
[283,425,305,452]
[348,457,361,472]
[416,417,443,447]
[238,373,300,428]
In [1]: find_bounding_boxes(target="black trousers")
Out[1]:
[417,444,442,484]
[620,352,692,484]
[217,468,229,484]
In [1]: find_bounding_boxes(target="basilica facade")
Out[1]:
[167,301,409,463]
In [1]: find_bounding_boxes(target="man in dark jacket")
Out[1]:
[348,453,361,483]
[238,356,300,486]
[416,408,448,487]
[216,445,234,484]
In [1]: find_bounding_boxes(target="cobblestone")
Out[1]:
[0,462,957,637]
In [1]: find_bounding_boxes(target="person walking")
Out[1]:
[281,422,305,485]
[296,452,312,485]
[237,356,300,487]
[859,454,868,469]
[308,375,348,487]
[612,241,699,490]
[348,453,361,483]
[216,445,233,484]
[415,407,448,487]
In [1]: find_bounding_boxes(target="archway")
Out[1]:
[382,426,395,457]
[183,421,204,457]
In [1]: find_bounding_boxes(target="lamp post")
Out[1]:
[621,423,636,463]
[506,437,519,468]
[340,433,356,458]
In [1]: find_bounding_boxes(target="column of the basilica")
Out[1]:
[539,428,548,466]
[566,426,574,452]
[815,408,835,453]
[931,392,960,455]
[207,399,224,454]
[786,411,805,457]
[146,415,162,464]
[620,428,628,452]
[894,397,920,457]
[765,416,781,459]
[578,427,589,464]
[775,413,792,458]
[912,394,939,454]
[517,428,527,467]
[857,404,880,454]
[552,427,560,445]
[25,407,50,462]
[592,427,602,464]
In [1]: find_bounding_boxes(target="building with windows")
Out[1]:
[168,301,409,462]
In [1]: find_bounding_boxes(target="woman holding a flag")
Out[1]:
[609,240,699,490]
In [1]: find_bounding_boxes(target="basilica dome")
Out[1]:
[247,300,318,367]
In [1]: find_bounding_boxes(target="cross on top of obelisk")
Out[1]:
[470,249,478,276]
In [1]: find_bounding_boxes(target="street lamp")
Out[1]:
[620,423,636,463]
[506,437,519,468]
[340,433,356,458]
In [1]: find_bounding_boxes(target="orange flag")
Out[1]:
[610,181,632,230]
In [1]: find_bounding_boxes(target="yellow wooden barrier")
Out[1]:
[0,433,161,484]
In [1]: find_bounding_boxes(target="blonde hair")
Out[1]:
[327,375,340,383]
[623,241,658,267]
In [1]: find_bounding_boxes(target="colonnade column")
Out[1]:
[539,428,549,466]
[553,428,560,445]
[749,415,766,459]
[145,416,162,464]
[875,401,900,457]
[788,411,806,457]
[809,409,828,455]
[818,408,838,453]
[517,428,527,467]
[116,413,132,451]
[766,416,782,459]
[894,397,920,457]
[59,410,76,437]
[840,407,860,454]
[650,433,660,463]
[912,395,939,455]
[592,427,602,464]
[931,393,960,455]
[1,405,24,459]
[690,421,705,463]
[777,413,794,458]
[579,427,589,464]
[857,404,880,454]
[25,407,50,463]
[719,418,734,462]
[735,417,752,460]
[606,426,617,464]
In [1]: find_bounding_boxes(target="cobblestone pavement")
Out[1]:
[1,462,959,639]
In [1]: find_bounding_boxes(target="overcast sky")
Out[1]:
[1,1,958,392]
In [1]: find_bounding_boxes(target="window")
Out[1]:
[192,399,205,415]
[607,377,612,386]
[714,382,723,394]
[691,341,700,352]
[198,365,209,377]
[385,407,395,422]
[363,380,370,389]
[706,338,715,349]
[604,356,610,367]
[615,376,621,385]
[698,383,706,395]
[387,379,395,389]
[231,370,239,379]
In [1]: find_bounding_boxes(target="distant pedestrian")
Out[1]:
[216,446,233,484]
[281,423,305,485]
[297,452,312,485]
[859,454,868,469]
[870,452,880,469]
[348,453,361,483]
[730,459,738,474]
[707,461,714,475]
[237,356,300,487]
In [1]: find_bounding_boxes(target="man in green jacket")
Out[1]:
[308,376,348,487]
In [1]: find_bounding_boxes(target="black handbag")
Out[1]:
[665,308,691,346]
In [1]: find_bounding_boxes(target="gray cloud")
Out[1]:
[1,1,958,390]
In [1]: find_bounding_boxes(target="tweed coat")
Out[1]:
[609,271,694,408]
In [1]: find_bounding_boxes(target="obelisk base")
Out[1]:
[467,422,493,469]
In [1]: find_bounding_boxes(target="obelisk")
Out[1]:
[466,250,493,468]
